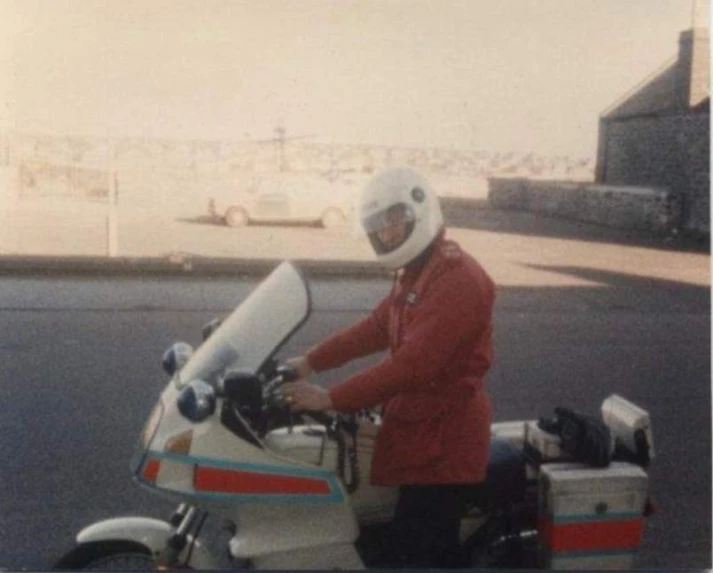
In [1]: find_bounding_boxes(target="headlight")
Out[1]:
[177,379,216,422]
[162,342,194,376]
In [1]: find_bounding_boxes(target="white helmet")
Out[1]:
[359,167,444,269]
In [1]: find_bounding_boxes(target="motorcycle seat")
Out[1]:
[466,437,527,513]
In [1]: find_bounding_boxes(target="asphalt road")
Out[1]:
[0,271,711,570]
[0,273,710,570]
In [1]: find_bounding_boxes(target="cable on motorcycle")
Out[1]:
[334,416,360,494]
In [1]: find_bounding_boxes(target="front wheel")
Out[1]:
[54,541,157,571]
[83,552,156,571]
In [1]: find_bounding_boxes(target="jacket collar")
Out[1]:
[397,230,446,284]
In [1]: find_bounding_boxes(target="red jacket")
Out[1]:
[307,236,495,486]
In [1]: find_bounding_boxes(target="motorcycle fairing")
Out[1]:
[136,450,345,505]
[132,262,350,506]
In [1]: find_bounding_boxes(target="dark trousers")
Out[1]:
[390,484,475,569]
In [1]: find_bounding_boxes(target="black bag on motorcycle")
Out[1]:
[537,407,613,468]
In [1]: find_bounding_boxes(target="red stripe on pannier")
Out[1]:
[194,466,332,495]
[539,516,644,553]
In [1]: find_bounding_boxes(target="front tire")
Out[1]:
[54,541,155,571]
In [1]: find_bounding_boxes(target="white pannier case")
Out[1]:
[537,462,649,569]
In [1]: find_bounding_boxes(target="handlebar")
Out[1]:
[264,364,344,428]
[262,364,300,406]
[224,359,373,438]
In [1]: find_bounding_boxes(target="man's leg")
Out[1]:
[390,484,473,568]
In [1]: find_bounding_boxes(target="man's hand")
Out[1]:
[282,381,333,412]
[285,356,313,380]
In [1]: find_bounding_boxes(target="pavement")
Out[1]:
[0,198,709,289]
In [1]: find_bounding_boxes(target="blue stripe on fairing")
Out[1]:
[549,512,642,523]
[174,490,344,504]
[143,450,345,504]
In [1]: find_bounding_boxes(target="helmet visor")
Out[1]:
[362,203,416,255]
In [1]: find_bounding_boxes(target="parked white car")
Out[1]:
[208,175,354,229]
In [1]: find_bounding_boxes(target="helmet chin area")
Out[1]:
[375,233,434,270]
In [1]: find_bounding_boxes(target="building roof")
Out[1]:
[601,59,679,120]
[602,26,710,121]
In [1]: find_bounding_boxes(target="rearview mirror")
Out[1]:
[201,318,223,341]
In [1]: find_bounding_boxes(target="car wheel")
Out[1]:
[225,206,249,227]
[321,208,346,229]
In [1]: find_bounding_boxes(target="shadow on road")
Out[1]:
[441,199,710,254]
[510,264,711,313]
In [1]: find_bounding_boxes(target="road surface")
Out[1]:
[0,273,709,569]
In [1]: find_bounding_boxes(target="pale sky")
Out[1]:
[0,0,701,157]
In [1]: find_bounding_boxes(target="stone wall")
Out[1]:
[488,178,682,234]
[598,111,709,233]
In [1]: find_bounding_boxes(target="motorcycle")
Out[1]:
[55,261,655,570]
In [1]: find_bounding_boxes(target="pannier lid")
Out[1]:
[540,461,647,495]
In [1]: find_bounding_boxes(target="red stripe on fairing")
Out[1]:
[539,516,644,553]
[142,459,161,483]
[194,467,332,495]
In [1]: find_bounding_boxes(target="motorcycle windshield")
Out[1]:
[175,261,311,388]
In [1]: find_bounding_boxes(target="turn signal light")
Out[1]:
[141,458,161,483]
[164,430,193,455]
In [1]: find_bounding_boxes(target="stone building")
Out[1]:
[595,20,710,234]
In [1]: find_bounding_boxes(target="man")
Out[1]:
[282,167,495,568]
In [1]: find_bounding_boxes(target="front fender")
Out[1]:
[75,516,217,570]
